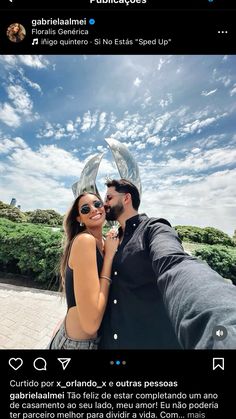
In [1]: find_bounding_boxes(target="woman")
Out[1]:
[7,23,26,43]
[48,192,119,349]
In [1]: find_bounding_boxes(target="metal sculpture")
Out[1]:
[72,152,104,198]
[72,139,141,198]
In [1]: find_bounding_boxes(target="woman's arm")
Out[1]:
[69,233,118,335]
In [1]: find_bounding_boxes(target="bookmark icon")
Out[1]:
[213,358,224,371]
[57,358,71,370]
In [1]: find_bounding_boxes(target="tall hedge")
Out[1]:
[1,218,235,289]
[0,218,63,289]
[0,200,63,226]
[25,209,63,226]
[193,245,236,285]
[175,225,235,247]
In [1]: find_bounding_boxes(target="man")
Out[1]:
[98,178,236,349]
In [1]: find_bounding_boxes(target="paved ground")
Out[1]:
[0,282,66,349]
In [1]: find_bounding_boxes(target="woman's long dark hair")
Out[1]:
[7,23,25,42]
[60,192,102,289]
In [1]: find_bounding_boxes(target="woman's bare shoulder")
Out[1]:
[70,233,97,269]
[71,233,96,251]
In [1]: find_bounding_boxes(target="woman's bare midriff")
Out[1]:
[65,307,97,340]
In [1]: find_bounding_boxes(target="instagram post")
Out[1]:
[0,1,236,419]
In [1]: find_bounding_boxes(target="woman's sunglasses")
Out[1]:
[79,200,104,215]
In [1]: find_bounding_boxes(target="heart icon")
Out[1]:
[9,358,23,370]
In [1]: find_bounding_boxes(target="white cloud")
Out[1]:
[0,55,17,65]
[212,69,231,87]
[164,147,236,173]
[0,171,72,213]
[116,120,127,131]
[153,112,171,133]
[66,121,75,132]
[18,55,49,69]
[25,79,42,93]
[147,136,161,146]
[141,95,152,109]
[230,84,236,96]
[7,85,33,118]
[140,169,236,236]
[201,89,217,96]
[37,121,78,140]
[0,136,27,154]
[99,112,107,131]
[0,103,21,127]
[0,142,89,213]
[191,148,201,154]
[157,56,172,71]
[159,93,173,108]
[17,67,42,93]
[0,55,49,69]
[37,111,106,139]
[37,122,54,138]
[81,111,92,132]
[181,117,217,134]
[54,127,66,140]
[133,77,142,87]
[8,144,84,178]
[136,143,146,150]
[90,111,98,129]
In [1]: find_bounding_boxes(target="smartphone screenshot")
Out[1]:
[0,1,235,418]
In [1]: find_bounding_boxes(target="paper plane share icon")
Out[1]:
[57,358,71,370]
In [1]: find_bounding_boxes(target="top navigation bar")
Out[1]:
[2,0,236,11]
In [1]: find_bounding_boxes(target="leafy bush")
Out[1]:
[0,200,63,227]
[0,201,27,223]
[25,209,63,226]
[175,225,235,246]
[193,245,236,285]
[0,218,63,289]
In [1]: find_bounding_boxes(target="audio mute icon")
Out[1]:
[212,325,227,341]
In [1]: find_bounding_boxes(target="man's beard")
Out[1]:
[105,203,124,221]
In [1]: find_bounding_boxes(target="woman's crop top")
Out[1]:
[65,247,103,309]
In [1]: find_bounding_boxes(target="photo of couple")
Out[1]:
[47,176,236,350]
[0,55,236,350]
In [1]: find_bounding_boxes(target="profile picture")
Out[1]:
[6,22,26,43]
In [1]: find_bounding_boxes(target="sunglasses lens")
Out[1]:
[80,201,103,214]
[80,206,90,214]
[94,201,103,208]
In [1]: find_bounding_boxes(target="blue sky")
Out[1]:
[0,55,235,235]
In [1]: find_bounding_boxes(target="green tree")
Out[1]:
[25,209,63,226]
[175,225,235,246]
[202,227,235,246]
[0,218,63,289]
[194,245,236,285]
[0,201,26,223]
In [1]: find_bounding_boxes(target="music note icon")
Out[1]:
[32,38,38,45]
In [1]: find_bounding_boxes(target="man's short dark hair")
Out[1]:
[105,178,140,210]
